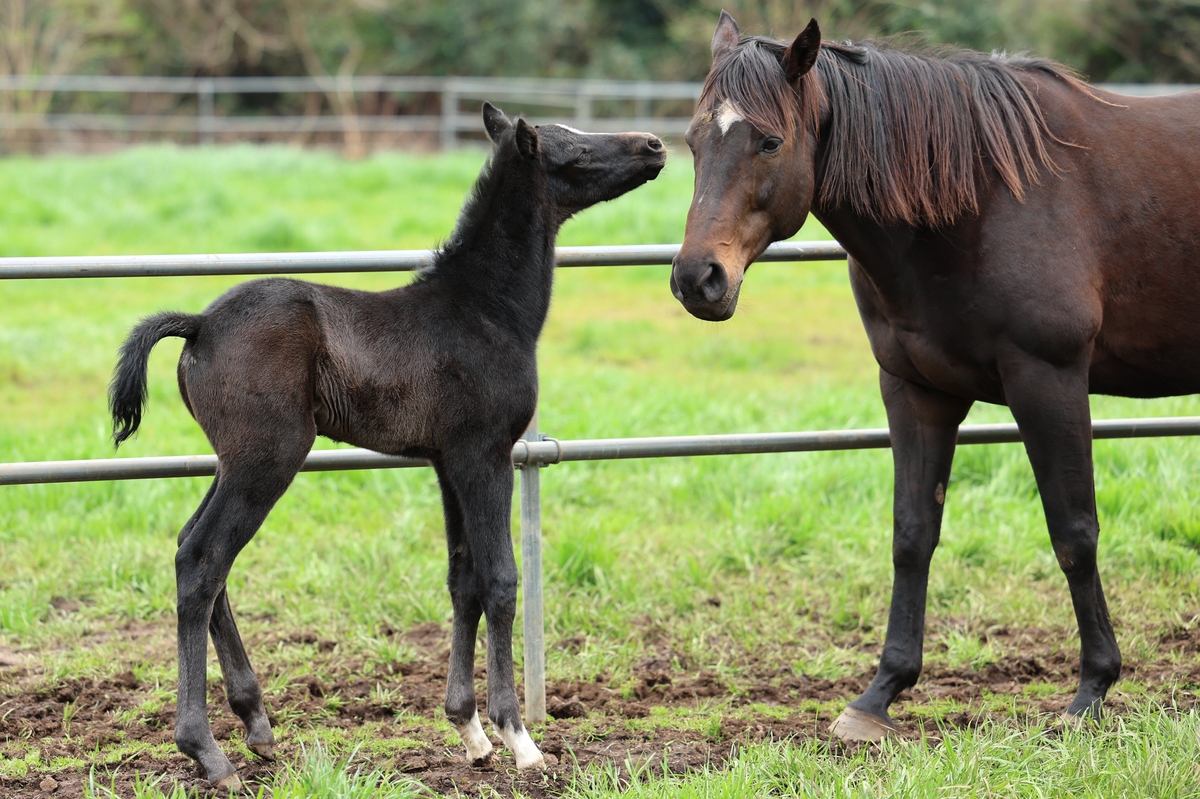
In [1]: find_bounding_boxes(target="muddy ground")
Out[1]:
[2,618,1198,798]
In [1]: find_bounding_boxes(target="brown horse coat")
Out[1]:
[672,12,1200,740]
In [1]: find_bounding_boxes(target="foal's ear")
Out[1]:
[782,18,821,83]
[515,118,539,159]
[711,10,740,59]
[482,102,511,144]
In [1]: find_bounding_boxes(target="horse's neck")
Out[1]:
[434,184,557,346]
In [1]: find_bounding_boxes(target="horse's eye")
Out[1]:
[575,151,591,166]
[760,137,783,155]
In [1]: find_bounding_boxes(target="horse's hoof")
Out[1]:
[214,773,243,793]
[459,711,495,766]
[248,741,276,760]
[517,752,547,769]
[830,706,898,743]
[1057,711,1088,730]
[497,723,545,769]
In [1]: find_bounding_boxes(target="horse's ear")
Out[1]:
[482,102,511,144]
[515,118,539,159]
[782,18,821,83]
[711,10,740,59]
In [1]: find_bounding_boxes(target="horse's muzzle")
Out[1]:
[670,256,738,321]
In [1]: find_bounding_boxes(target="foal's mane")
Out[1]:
[698,35,1090,226]
[426,122,539,277]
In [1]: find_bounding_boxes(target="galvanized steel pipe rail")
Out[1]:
[4,417,1200,487]
[0,241,848,280]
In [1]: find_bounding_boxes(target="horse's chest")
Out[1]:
[857,295,1004,401]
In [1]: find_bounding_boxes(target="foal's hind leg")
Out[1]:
[176,475,275,761]
[173,453,307,787]
[434,465,493,765]
[440,445,544,769]
[1002,357,1121,719]
[832,372,971,742]
[210,587,275,759]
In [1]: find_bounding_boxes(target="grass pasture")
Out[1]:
[0,145,1198,798]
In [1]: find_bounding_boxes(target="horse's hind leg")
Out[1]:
[1003,358,1120,719]
[173,474,275,759]
[173,455,306,787]
[832,372,971,742]
[434,464,493,765]
[441,445,544,769]
[210,586,275,759]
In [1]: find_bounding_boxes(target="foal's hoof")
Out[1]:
[214,773,243,793]
[248,741,276,761]
[830,706,898,743]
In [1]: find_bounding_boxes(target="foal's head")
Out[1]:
[671,12,822,321]
[481,103,666,222]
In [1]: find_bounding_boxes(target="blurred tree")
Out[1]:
[0,0,129,146]
[1069,0,1200,81]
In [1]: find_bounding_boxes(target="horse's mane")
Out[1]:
[697,35,1090,226]
[423,123,538,278]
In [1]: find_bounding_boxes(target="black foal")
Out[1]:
[109,103,665,789]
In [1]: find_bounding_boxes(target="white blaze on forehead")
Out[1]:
[717,104,745,135]
[555,123,599,136]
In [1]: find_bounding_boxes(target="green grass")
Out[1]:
[2,144,1199,797]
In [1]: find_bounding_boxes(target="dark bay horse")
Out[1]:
[109,104,665,788]
[672,12,1200,741]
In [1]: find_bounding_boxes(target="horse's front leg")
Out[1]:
[434,464,493,766]
[1001,355,1121,719]
[831,371,972,742]
[442,445,544,769]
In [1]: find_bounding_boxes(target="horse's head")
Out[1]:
[671,12,822,321]
[482,103,666,221]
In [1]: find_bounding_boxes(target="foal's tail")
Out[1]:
[110,311,202,447]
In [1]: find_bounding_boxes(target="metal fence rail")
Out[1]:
[0,242,848,280]
[4,417,1200,487]
[0,74,707,147]
[1,75,1195,149]
[4,241,1199,724]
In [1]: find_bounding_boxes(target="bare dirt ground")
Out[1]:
[2,618,1198,798]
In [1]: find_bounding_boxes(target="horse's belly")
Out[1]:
[1089,339,1200,398]
[1090,289,1200,397]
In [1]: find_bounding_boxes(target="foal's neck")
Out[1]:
[427,152,558,347]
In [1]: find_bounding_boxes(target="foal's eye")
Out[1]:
[575,150,591,166]
[760,137,783,155]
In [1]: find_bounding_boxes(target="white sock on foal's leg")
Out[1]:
[496,722,545,769]
[457,711,493,765]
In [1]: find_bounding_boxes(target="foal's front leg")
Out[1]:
[441,447,544,769]
[435,465,493,766]
[831,371,972,742]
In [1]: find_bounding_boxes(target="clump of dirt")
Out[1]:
[2,616,1197,798]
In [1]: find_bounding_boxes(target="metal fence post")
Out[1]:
[440,81,459,150]
[574,90,593,130]
[519,410,546,724]
[198,78,215,144]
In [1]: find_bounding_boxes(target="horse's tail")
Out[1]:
[110,311,202,447]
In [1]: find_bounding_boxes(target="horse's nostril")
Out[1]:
[700,263,728,303]
[646,136,664,152]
